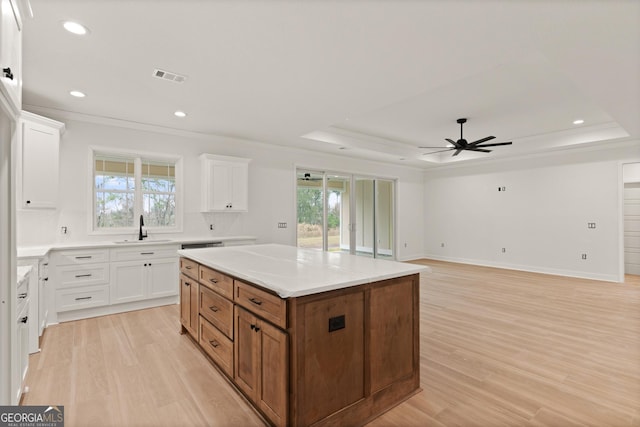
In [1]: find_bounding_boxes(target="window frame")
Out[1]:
[89,146,183,235]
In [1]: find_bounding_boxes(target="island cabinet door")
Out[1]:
[234,306,288,427]
[369,275,419,393]
[234,307,259,399]
[180,275,197,338]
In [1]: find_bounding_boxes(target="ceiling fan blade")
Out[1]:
[446,138,462,148]
[467,148,492,153]
[475,141,512,148]
[418,146,449,148]
[452,149,464,157]
[467,136,495,147]
[422,148,455,155]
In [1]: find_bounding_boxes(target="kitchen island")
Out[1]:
[177,244,429,427]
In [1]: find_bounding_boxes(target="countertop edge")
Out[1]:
[17,235,257,259]
[178,246,430,298]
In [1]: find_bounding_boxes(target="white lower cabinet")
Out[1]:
[51,244,180,321]
[110,256,178,304]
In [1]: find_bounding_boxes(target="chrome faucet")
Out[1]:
[138,215,147,240]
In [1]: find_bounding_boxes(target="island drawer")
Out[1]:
[199,265,233,300]
[235,280,286,329]
[199,316,233,378]
[180,257,199,280]
[199,284,233,339]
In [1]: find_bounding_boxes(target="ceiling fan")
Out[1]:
[420,118,512,157]
[300,172,322,181]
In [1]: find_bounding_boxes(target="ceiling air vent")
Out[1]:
[152,68,187,83]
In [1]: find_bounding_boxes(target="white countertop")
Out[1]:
[177,244,430,298]
[17,235,257,259]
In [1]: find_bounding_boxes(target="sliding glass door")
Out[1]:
[297,169,394,259]
[296,170,325,250]
[354,178,394,259]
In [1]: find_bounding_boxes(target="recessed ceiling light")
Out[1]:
[69,90,86,98]
[573,119,585,125]
[63,21,89,35]
[174,111,187,118]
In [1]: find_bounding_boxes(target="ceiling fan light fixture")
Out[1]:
[63,21,89,35]
[69,90,86,98]
[174,111,187,118]
[573,119,584,125]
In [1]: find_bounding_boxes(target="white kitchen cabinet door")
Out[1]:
[0,0,22,111]
[200,154,250,212]
[20,114,64,209]
[111,257,178,303]
[110,261,146,304]
[147,258,178,299]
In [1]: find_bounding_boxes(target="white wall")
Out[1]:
[423,142,640,282]
[17,117,425,260]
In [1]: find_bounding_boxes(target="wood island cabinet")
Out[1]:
[178,256,420,427]
[179,275,198,339]
[235,306,288,427]
[179,257,199,338]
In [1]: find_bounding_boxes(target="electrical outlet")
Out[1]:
[498,186,506,192]
[60,226,68,235]
[502,247,506,253]
[441,243,445,247]
[588,222,596,229]
[209,224,215,231]
[581,253,587,260]
[404,242,407,248]
[278,222,287,229]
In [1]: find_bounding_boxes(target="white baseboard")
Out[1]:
[418,254,621,283]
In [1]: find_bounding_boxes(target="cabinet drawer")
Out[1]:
[199,265,233,300]
[56,264,109,289]
[56,285,110,312]
[180,257,199,280]
[199,316,233,378]
[199,284,233,339]
[54,249,109,266]
[111,245,179,262]
[235,280,286,329]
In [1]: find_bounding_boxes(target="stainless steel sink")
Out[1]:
[113,239,173,244]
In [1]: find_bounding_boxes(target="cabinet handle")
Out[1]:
[254,326,260,332]
[2,67,13,80]
[248,297,262,306]
[75,296,92,301]
[209,278,218,284]
[209,305,219,312]
[44,277,49,281]
[20,316,28,324]
[141,252,155,255]
[209,339,219,348]
[75,274,92,278]
[25,200,31,205]
[18,292,27,299]
[250,324,255,330]
[184,282,190,287]
[75,256,92,259]
[184,265,192,269]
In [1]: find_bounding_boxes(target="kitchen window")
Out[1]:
[93,151,180,232]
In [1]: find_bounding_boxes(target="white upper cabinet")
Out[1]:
[200,154,251,212]
[0,0,22,113]
[19,112,65,209]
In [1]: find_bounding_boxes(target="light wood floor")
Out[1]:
[23,260,640,426]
